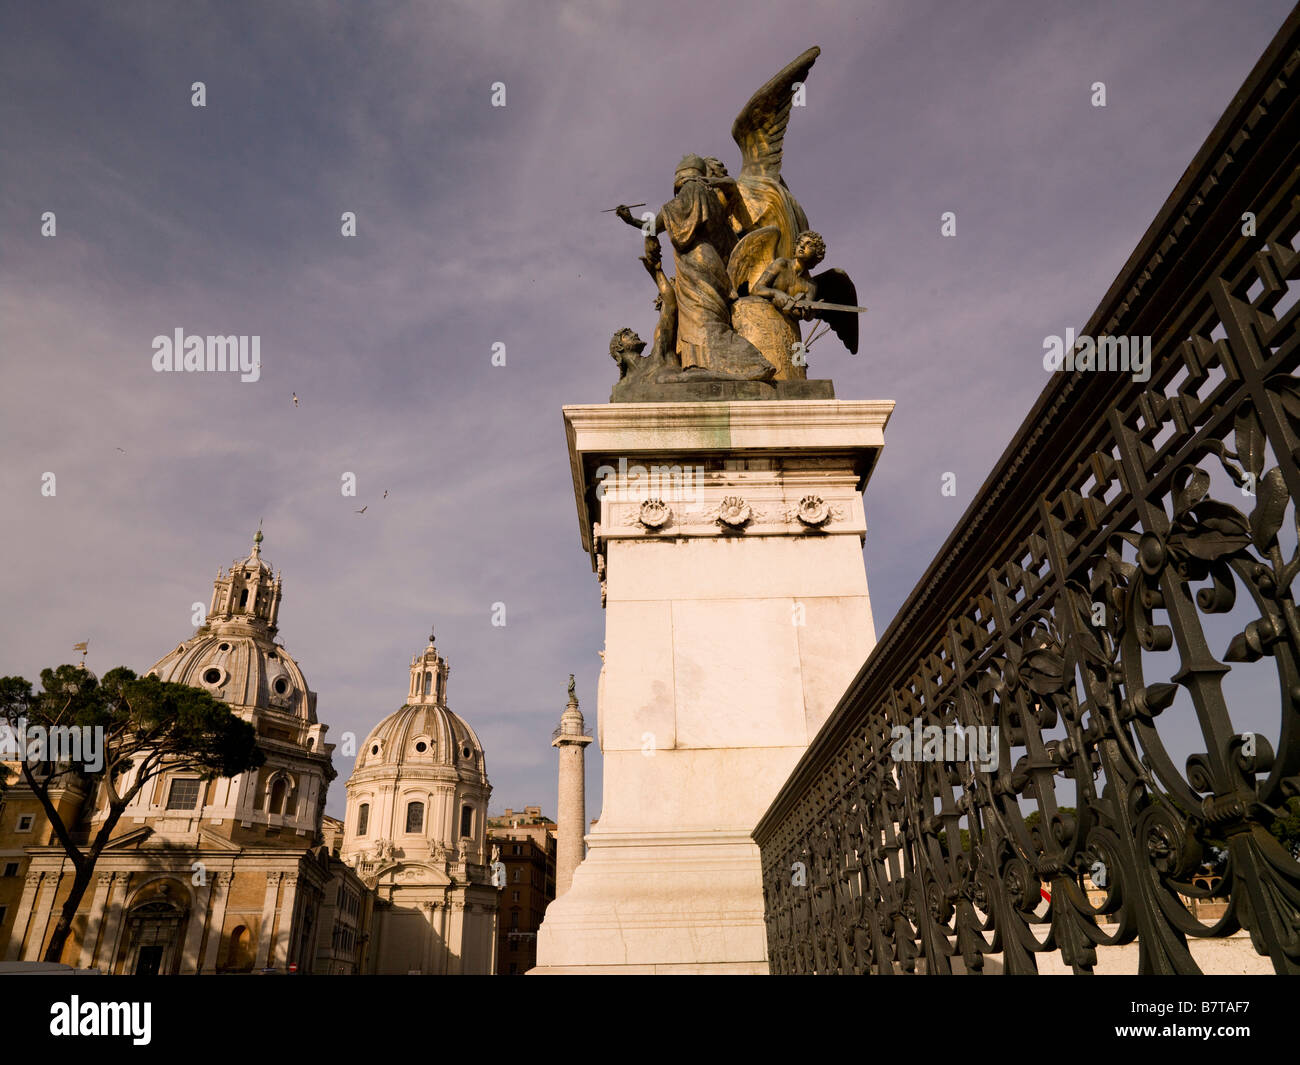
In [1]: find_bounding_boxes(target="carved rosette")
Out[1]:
[715,496,752,528]
[638,498,671,529]
[793,494,831,527]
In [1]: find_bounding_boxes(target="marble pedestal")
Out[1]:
[532,399,892,974]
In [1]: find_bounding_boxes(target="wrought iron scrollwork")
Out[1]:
[755,17,1300,975]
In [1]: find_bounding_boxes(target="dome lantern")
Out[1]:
[208,527,282,632]
[408,624,450,705]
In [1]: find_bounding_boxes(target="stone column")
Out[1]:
[272,873,299,968]
[3,872,43,961]
[447,899,465,975]
[486,901,500,975]
[254,872,282,969]
[180,872,214,973]
[77,872,117,969]
[422,901,436,975]
[198,872,230,972]
[21,870,59,961]
[553,681,593,899]
[98,873,129,973]
[535,398,891,974]
[433,899,448,975]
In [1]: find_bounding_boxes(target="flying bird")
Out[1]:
[356,506,367,514]
[115,447,125,453]
[292,393,299,407]
[383,490,388,499]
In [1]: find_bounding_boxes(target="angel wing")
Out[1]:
[731,46,821,179]
[727,225,782,296]
[809,267,860,354]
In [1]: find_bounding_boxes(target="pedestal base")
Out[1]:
[531,830,768,975]
[535,399,893,974]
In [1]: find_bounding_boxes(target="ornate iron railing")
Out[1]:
[754,11,1300,974]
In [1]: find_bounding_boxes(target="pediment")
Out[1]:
[101,825,245,854]
[195,827,244,853]
[372,861,452,887]
[101,826,154,850]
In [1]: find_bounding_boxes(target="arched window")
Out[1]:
[405,801,425,833]
[268,777,287,815]
[357,802,369,836]
[424,671,432,695]
[239,588,249,608]
[459,804,473,838]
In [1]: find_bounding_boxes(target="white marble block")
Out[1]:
[532,399,892,974]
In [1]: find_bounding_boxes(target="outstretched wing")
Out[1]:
[810,267,860,354]
[731,46,820,179]
[728,225,782,296]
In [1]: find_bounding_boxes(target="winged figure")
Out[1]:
[750,231,859,355]
[729,229,860,376]
[608,46,863,386]
[729,46,820,260]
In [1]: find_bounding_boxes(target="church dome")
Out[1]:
[341,630,493,877]
[359,703,484,773]
[355,631,485,777]
[146,530,317,722]
[149,632,315,721]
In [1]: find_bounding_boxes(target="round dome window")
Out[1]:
[218,643,230,652]
[461,744,472,759]
[371,744,380,756]
[415,741,428,753]
[273,677,289,695]
[203,668,221,685]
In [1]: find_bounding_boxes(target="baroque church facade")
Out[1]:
[0,534,497,974]
[339,633,498,974]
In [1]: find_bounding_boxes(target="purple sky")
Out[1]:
[1,0,1293,820]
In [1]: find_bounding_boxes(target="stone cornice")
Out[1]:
[564,399,894,559]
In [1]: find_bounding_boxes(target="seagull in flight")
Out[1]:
[355,506,367,514]
[383,490,388,499]
[292,393,299,407]
[115,447,125,453]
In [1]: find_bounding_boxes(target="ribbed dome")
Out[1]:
[145,530,316,722]
[358,702,484,774]
[148,632,315,722]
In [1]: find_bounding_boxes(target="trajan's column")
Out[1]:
[533,46,892,974]
[552,675,592,898]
